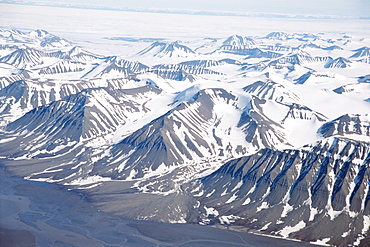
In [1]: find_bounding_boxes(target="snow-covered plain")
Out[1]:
[1,3,369,57]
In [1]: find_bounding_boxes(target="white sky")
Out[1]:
[12,0,370,17]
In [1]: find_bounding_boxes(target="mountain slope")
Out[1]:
[0,47,46,68]
[325,57,353,68]
[82,56,149,79]
[0,78,109,126]
[0,29,71,49]
[92,88,252,181]
[193,137,370,246]
[350,47,370,63]
[1,85,162,157]
[137,41,197,58]
[243,79,300,103]
[269,50,328,68]
[318,114,370,138]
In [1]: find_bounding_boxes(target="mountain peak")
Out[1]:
[223,35,255,46]
[265,31,290,40]
[325,57,352,68]
[29,29,50,38]
[318,113,370,138]
[137,41,197,58]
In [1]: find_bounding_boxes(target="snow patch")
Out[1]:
[204,205,219,217]
[256,202,269,212]
[225,193,238,204]
[219,215,241,225]
[279,221,306,238]
[281,203,293,218]
[260,222,271,231]
[242,197,251,205]
[309,238,331,246]
[66,175,112,186]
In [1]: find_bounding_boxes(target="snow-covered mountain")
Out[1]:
[81,56,149,79]
[52,46,103,62]
[0,28,369,246]
[349,47,370,64]
[265,31,292,40]
[92,88,253,180]
[243,79,300,103]
[216,35,257,55]
[351,47,370,56]
[0,63,31,89]
[0,78,109,126]
[268,50,329,68]
[223,35,256,47]
[318,114,370,138]
[0,47,47,68]
[137,41,197,58]
[1,85,162,159]
[325,57,353,68]
[0,29,71,49]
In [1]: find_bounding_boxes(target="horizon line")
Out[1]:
[2,1,370,20]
